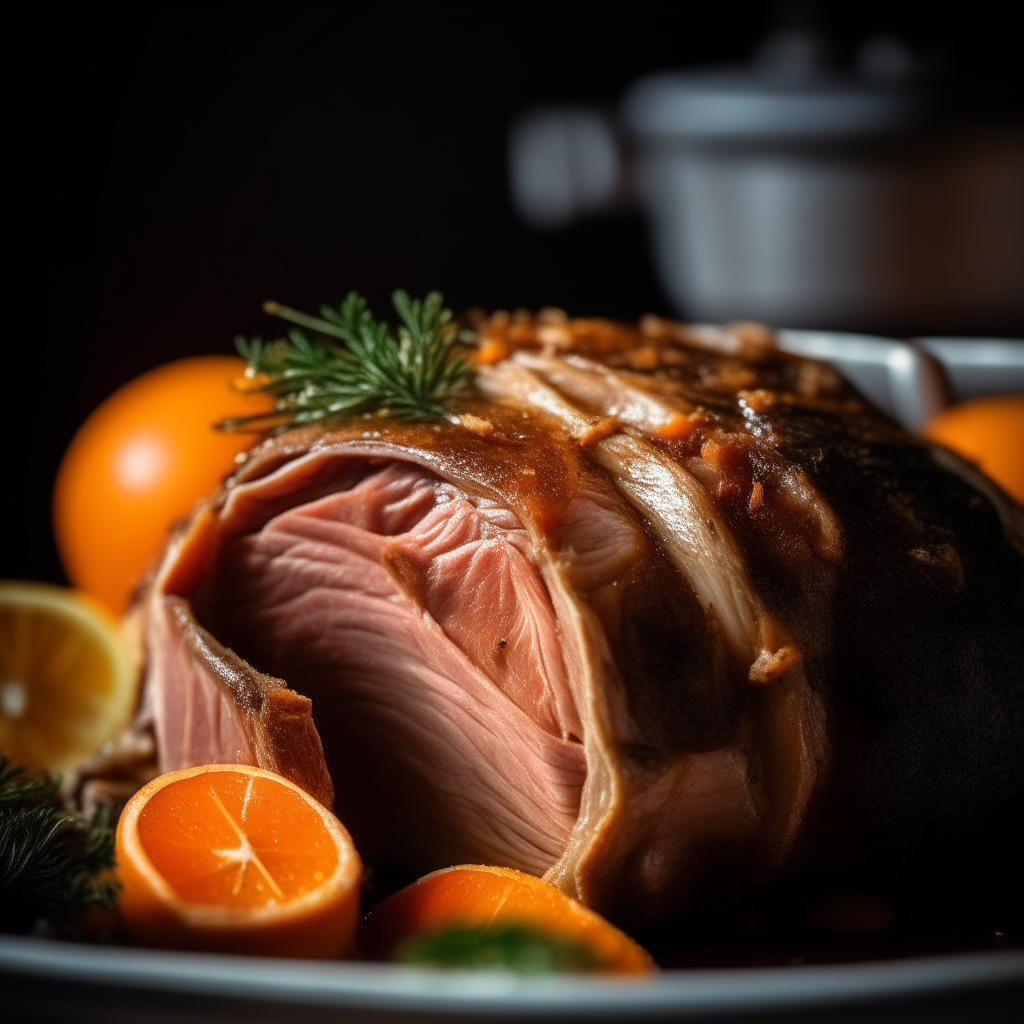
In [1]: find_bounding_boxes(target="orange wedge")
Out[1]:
[0,581,135,773]
[116,764,362,958]
[362,864,653,974]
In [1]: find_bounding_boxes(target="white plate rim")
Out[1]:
[2,936,1022,1016]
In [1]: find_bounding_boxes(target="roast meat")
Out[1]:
[133,312,1024,926]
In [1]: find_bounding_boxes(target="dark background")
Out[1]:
[5,1,1023,584]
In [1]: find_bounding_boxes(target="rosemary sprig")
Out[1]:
[0,758,118,934]
[219,289,471,432]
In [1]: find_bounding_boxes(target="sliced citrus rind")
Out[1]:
[362,864,654,974]
[116,764,362,957]
[0,580,136,773]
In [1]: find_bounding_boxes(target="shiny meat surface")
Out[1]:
[134,312,1024,927]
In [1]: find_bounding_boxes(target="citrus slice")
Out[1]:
[0,581,136,773]
[362,864,653,974]
[116,764,362,957]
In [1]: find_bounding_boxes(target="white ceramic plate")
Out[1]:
[2,934,1023,1022]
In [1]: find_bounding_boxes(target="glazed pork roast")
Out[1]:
[128,312,1024,927]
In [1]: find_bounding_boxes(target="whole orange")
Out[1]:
[53,357,273,614]
[921,394,1024,505]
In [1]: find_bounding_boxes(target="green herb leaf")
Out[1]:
[220,289,471,432]
[0,758,118,934]
[395,923,599,973]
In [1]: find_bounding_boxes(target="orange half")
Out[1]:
[362,864,653,974]
[116,764,362,957]
[0,581,135,773]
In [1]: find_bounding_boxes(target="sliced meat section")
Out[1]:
[143,408,824,927]
[130,311,1024,929]
[147,593,333,808]
[182,458,586,875]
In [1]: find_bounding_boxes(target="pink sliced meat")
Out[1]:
[135,312,1024,928]
[187,460,584,873]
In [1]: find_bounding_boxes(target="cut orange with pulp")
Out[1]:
[0,581,135,773]
[362,864,653,974]
[116,764,362,958]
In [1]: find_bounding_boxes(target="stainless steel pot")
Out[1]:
[509,49,1024,333]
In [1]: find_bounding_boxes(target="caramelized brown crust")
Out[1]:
[131,312,1024,926]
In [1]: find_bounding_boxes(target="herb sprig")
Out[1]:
[396,924,599,973]
[220,290,471,432]
[0,758,118,934]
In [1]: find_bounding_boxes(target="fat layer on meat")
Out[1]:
[130,313,1024,926]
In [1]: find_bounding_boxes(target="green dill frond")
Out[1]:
[0,758,118,934]
[220,289,472,433]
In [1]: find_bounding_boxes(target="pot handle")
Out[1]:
[508,107,627,229]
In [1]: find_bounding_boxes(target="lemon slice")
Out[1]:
[0,581,136,773]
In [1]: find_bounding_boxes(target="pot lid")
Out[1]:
[623,31,938,143]
[624,70,933,142]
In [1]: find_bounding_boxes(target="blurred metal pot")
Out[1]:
[509,41,1024,333]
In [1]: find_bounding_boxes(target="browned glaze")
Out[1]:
[123,309,1024,933]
